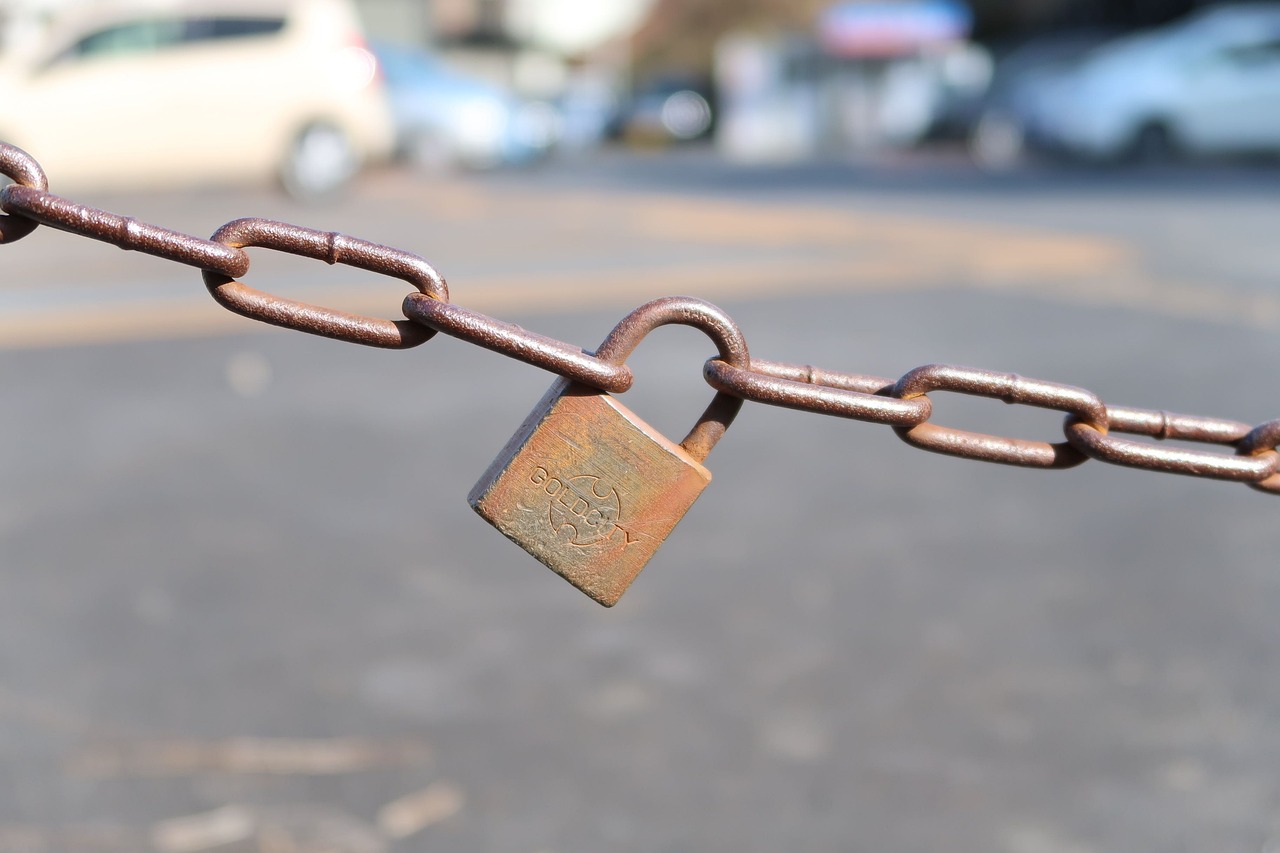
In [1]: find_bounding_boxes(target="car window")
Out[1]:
[183,17,287,43]
[66,19,185,59]
[44,15,284,69]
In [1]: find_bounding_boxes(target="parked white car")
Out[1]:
[1035,4,1280,161]
[0,0,394,197]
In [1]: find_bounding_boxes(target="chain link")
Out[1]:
[203,218,447,349]
[1064,407,1278,483]
[1240,421,1280,494]
[3,141,1277,496]
[4,184,252,277]
[403,292,634,392]
[0,142,48,244]
[703,359,931,427]
[892,364,1108,469]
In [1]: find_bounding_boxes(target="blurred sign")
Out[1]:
[819,0,972,58]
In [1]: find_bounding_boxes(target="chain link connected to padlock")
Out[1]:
[4,139,1280,606]
[466,298,747,606]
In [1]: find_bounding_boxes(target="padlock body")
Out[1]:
[470,378,711,606]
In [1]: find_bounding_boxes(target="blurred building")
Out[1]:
[0,0,1250,162]
[434,0,653,54]
[712,2,987,160]
[431,0,651,83]
[634,0,1246,163]
[427,0,655,149]
[628,0,1239,79]
[354,0,430,43]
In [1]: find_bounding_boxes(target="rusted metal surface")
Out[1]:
[0,142,48,244]
[2,185,249,277]
[469,298,748,606]
[1063,404,1278,484]
[203,218,447,349]
[1104,405,1254,443]
[1064,415,1277,482]
[704,358,931,427]
[1241,419,1280,494]
[592,296,747,460]
[1,138,1277,506]
[891,365,1108,469]
[469,378,714,606]
[402,293,633,394]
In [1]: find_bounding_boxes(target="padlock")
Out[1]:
[468,298,748,607]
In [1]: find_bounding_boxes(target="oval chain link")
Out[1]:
[204,218,447,350]
[1064,406,1280,484]
[891,365,1109,469]
[703,358,931,427]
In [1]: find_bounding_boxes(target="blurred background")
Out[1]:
[9,0,1280,187]
[3,0,1280,851]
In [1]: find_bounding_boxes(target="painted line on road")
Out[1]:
[0,255,974,351]
[6,177,1277,349]
[68,735,432,778]
[5,254,1278,351]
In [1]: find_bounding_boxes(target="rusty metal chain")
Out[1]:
[4,141,1279,495]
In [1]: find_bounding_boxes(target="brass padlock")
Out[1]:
[468,298,748,607]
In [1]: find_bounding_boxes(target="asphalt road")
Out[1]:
[2,149,1280,852]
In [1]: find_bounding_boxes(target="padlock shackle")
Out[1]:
[679,391,743,463]
[594,297,749,463]
[594,297,749,367]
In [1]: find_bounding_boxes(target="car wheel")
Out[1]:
[1128,121,1177,165]
[280,123,358,201]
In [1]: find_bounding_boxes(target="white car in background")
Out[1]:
[1036,4,1280,161]
[0,0,394,198]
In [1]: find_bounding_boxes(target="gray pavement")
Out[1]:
[2,149,1279,852]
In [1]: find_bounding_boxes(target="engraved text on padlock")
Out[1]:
[467,297,749,607]
[469,378,712,606]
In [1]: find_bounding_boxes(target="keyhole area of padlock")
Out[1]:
[608,324,732,449]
